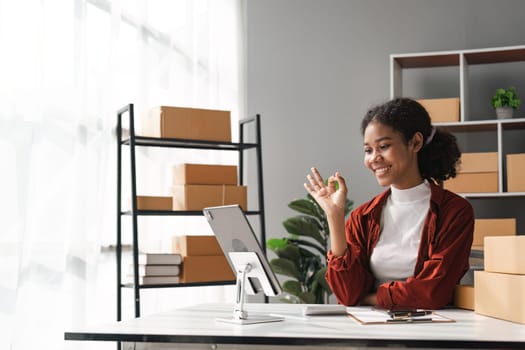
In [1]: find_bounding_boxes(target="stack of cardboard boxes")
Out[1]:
[172,163,246,211]
[445,152,499,193]
[134,163,247,212]
[475,235,525,324]
[172,235,235,283]
[454,218,516,311]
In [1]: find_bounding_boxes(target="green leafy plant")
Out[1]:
[267,183,353,304]
[492,86,521,109]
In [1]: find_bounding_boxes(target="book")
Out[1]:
[128,264,180,277]
[137,253,182,265]
[128,275,181,285]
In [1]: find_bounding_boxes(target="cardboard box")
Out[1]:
[444,152,499,193]
[474,270,525,324]
[136,196,173,210]
[454,285,475,310]
[172,235,224,256]
[173,163,237,185]
[459,152,498,173]
[181,255,235,283]
[484,236,525,275]
[472,218,516,250]
[444,172,498,193]
[172,185,247,211]
[143,106,231,142]
[506,153,525,192]
[417,98,460,123]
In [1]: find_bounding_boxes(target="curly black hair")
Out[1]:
[361,98,460,183]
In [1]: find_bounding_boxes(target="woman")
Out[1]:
[305,98,473,310]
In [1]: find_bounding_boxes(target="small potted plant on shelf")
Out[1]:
[492,86,521,119]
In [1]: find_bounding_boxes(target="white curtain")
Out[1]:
[0,0,246,349]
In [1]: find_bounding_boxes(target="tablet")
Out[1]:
[203,205,282,296]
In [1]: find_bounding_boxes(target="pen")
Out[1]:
[389,310,433,319]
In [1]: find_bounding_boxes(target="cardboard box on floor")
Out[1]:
[484,235,525,275]
[172,184,247,211]
[181,255,235,283]
[136,196,173,210]
[417,98,460,123]
[506,153,525,192]
[173,163,238,185]
[143,106,231,142]
[474,270,525,324]
[472,218,516,250]
[444,152,498,193]
[172,235,224,256]
[454,285,474,310]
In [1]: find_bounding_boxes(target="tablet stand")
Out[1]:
[216,252,284,325]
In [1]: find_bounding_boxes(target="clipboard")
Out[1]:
[346,307,455,325]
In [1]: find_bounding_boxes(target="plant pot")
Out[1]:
[495,106,514,119]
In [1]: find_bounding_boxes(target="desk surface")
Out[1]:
[65,303,525,349]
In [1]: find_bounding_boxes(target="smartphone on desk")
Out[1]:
[387,309,433,319]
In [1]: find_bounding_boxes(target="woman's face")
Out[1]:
[363,121,423,189]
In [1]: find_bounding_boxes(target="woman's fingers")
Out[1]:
[335,172,348,193]
[306,168,347,198]
[311,167,325,186]
[306,174,322,191]
[305,168,325,198]
[327,175,336,192]
[303,181,314,194]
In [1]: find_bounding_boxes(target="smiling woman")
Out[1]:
[0,1,245,349]
[305,98,474,310]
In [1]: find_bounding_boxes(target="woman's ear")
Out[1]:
[409,132,424,152]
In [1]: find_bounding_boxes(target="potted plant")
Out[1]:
[492,86,521,119]
[267,183,353,304]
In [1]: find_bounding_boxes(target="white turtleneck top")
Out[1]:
[369,180,431,287]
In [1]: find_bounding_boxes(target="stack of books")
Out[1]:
[128,253,182,285]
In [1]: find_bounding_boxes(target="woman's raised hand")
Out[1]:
[304,167,348,216]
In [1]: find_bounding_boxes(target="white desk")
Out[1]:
[64,302,525,349]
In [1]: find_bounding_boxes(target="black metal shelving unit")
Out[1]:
[116,103,267,320]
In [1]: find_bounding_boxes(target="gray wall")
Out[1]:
[246,0,525,242]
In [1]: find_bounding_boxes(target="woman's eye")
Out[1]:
[379,144,390,150]
[364,148,372,154]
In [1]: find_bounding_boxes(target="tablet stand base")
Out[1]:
[215,252,284,325]
[216,315,284,325]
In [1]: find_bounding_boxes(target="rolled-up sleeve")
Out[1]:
[326,213,375,306]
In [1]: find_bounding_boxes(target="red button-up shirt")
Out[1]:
[326,182,474,310]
